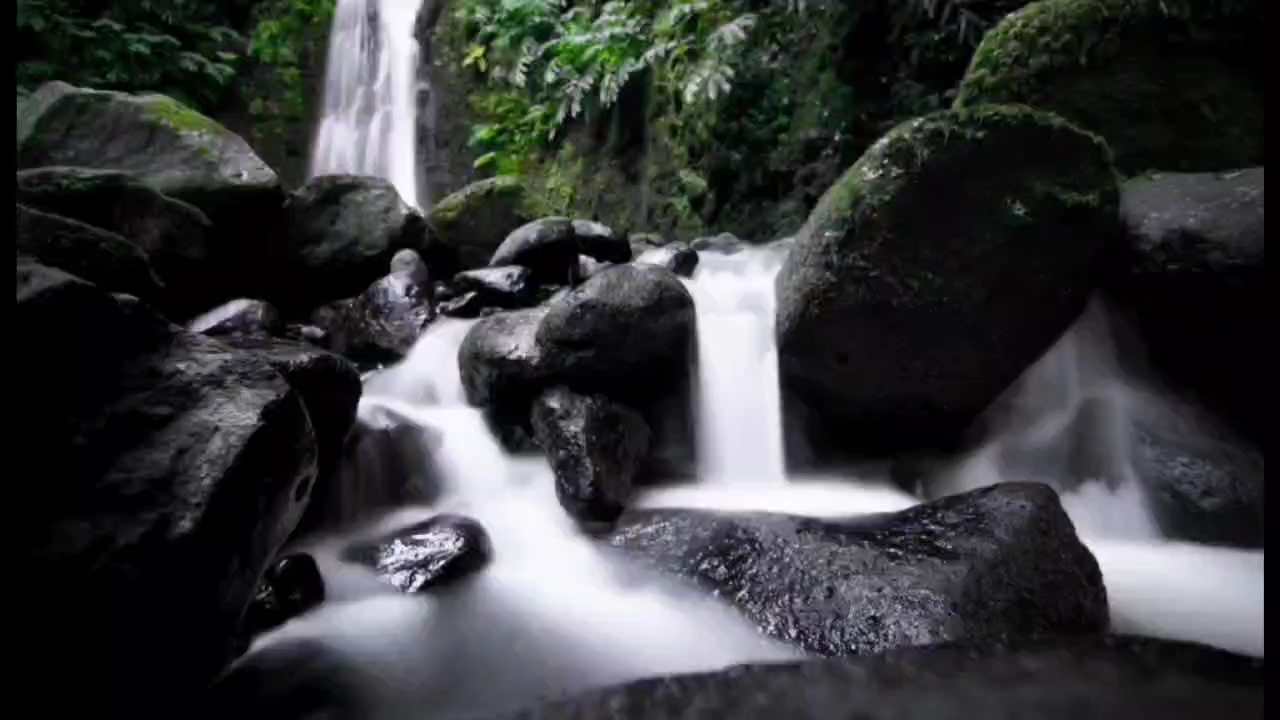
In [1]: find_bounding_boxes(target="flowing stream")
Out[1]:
[230,10,1263,716]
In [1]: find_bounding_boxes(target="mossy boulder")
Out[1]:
[16,166,217,318]
[16,83,286,301]
[425,176,553,272]
[774,105,1121,455]
[953,0,1264,175]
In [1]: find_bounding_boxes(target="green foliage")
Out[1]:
[244,0,336,151]
[16,0,243,110]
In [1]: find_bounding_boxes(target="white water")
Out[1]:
[311,0,425,207]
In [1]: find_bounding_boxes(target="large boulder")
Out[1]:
[489,217,580,283]
[496,636,1263,720]
[425,176,552,271]
[611,482,1108,657]
[953,0,1264,174]
[17,260,318,713]
[775,105,1121,455]
[531,387,652,524]
[16,166,218,317]
[459,306,552,446]
[15,85,285,296]
[281,174,429,312]
[1105,168,1264,443]
[17,203,165,305]
[311,249,436,369]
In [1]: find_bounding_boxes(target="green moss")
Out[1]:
[426,176,553,269]
[954,0,1263,174]
[136,94,228,137]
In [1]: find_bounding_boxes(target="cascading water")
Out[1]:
[311,0,426,207]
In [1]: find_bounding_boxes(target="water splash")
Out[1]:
[311,0,426,207]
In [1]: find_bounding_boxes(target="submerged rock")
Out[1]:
[17,202,166,306]
[954,0,1263,174]
[18,260,317,712]
[691,232,745,255]
[1107,168,1265,443]
[188,298,283,337]
[16,166,218,316]
[775,105,1120,455]
[531,387,651,524]
[497,636,1263,720]
[344,514,492,593]
[282,174,429,312]
[635,242,698,277]
[241,553,326,641]
[426,176,552,271]
[611,482,1108,657]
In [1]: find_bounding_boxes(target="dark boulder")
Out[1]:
[188,298,283,338]
[453,265,536,309]
[215,335,363,501]
[459,306,551,410]
[496,636,1263,720]
[775,105,1120,455]
[635,242,698,277]
[489,216,579,283]
[572,218,631,263]
[426,176,553,271]
[438,290,489,319]
[1105,168,1265,443]
[531,387,651,524]
[17,202,165,306]
[610,482,1108,657]
[16,166,219,316]
[343,514,492,593]
[535,264,696,403]
[15,84,286,297]
[578,255,613,280]
[281,174,429,312]
[241,553,326,641]
[17,260,318,713]
[311,249,435,368]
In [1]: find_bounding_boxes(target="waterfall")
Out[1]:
[311,0,426,208]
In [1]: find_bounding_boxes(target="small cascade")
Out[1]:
[311,0,426,207]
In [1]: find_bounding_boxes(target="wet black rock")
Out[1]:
[438,290,489,318]
[344,514,493,593]
[312,249,435,367]
[571,219,631,263]
[215,335,363,502]
[531,387,651,524]
[18,260,318,713]
[453,265,536,309]
[610,482,1108,657]
[495,635,1263,720]
[459,306,551,410]
[242,553,326,640]
[489,216,579,283]
[578,255,612,280]
[690,232,745,255]
[17,202,166,306]
[16,166,219,316]
[1106,168,1265,444]
[634,242,699,277]
[188,298,283,337]
[282,175,429,313]
[535,264,696,403]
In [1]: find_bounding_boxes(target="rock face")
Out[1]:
[282,175,429,312]
[775,106,1120,454]
[189,298,283,337]
[16,166,217,316]
[611,483,1108,657]
[426,176,552,271]
[17,202,166,305]
[17,260,318,712]
[343,514,493,593]
[953,0,1264,174]
[531,387,652,523]
[15,84,285,296]
[1106,168,1265,443]
[496,636,1263,720]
